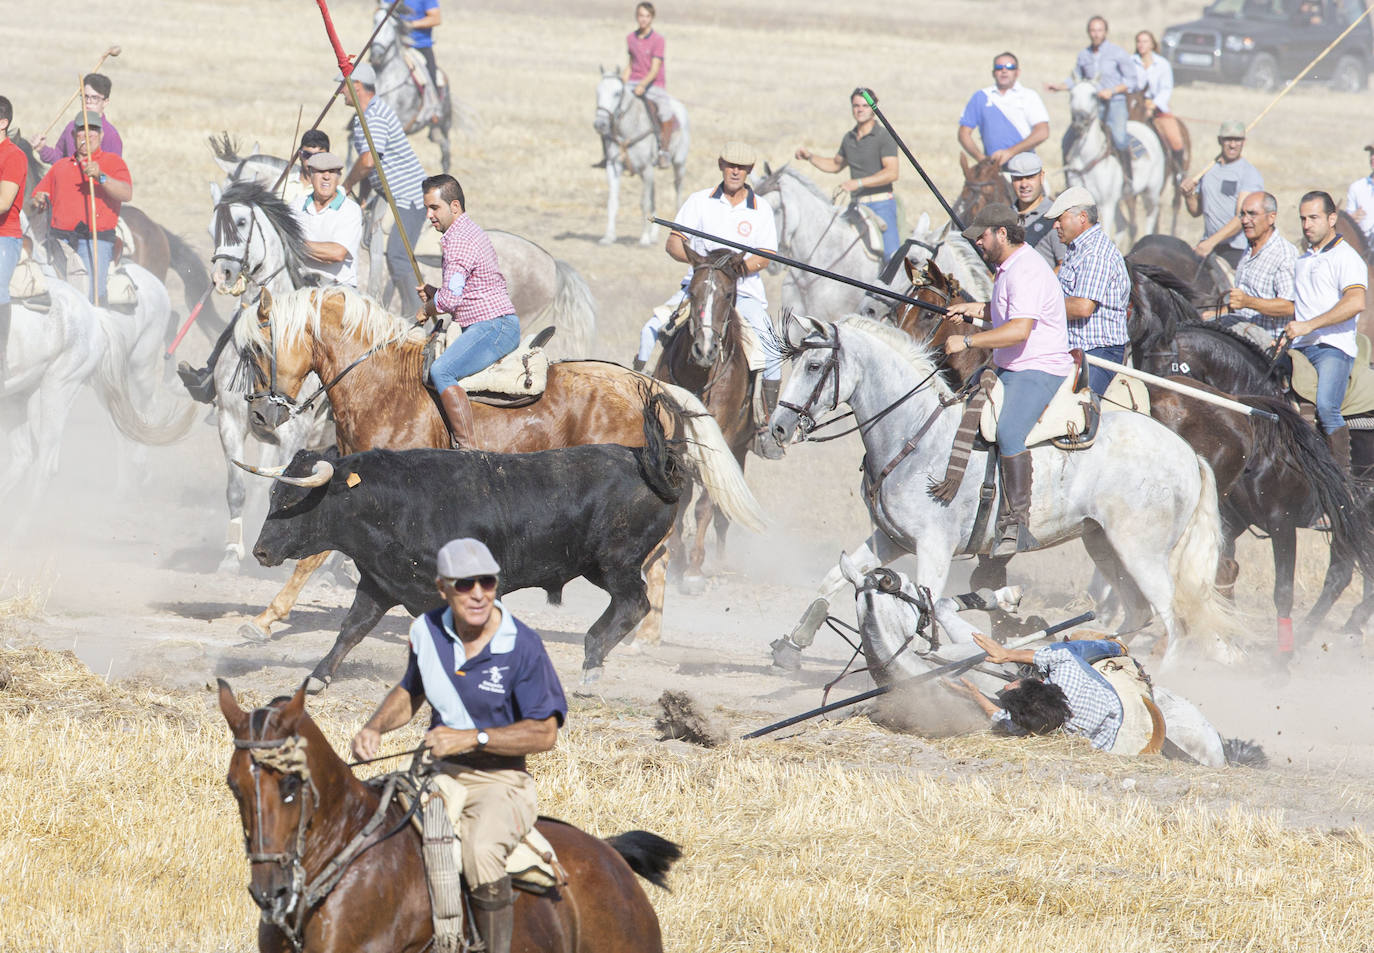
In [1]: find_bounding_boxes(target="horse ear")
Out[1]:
[903,257,917,283]
[217,679,248,734]
[258,287,274,319]
[929,259,947,284]
[279,680,309,727]
[682,244,706,267]
[782,310,808,349]
[250,142,261,156]
[916,211,931,236]
[210,182,223,205]
[839,551,864,589]
[763,160,772,176]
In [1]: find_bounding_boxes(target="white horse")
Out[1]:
[843,559,1242,767]
[1064,82,1166,243]
[593,68,689,246]
[368,2,455,172]
[752,163,892,318]
[768,314,1238,669]
[206,180,334,571]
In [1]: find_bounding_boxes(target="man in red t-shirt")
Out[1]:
[0,95,27,384]
[621,2,674,167]
[31,113,132,305]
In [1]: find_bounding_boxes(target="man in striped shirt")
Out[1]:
[341,63,428,314]
[1048,186,1131,394]
[417,174,520,449]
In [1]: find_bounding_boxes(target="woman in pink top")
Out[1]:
[943,203,1073,555]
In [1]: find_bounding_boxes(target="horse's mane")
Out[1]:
[235,285,405,353]
[1180,320,1275,369]
[839,316,952,399]
[216,180,311,286]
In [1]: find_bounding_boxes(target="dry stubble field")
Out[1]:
[4,0,1374,950]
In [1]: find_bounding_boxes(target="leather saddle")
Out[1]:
[841,203,888,262]
[979,349,1099,450]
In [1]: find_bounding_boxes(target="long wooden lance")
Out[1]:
[653,216,1279,422]
[858,88,968,234]
[744,610,1096,740]
[312,0,423,287]
[79,76,100,306]
[39,46,121,143]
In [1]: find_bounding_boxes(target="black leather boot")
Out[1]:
[470,877,514,953]
[755,378,785,459]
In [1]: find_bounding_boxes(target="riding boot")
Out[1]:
[591,154,608,169]
[177,318,238,404]
[1118,146,1135,196]
[1326,425,1351,477]
[470,877,514,953]
[0,303,10,389]
[439,385,478,449]
[755,378,786,459]
[992,451,1038,558]
[657,117,677,168]
[632,357,647,373]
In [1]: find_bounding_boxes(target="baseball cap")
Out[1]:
[436,538,501,579]
[1218,119,1246,139]
[305,151,345,173]
[719,140,756,167]
[960,203,1019,241]
[1045,185,1098,219]
[72,112,101,131]
[337,62,378,88]
[1005,153,1043,177]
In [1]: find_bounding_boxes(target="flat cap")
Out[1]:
[305,151,345,172]
[436,538,501,579]
[719,140,756,166]
[1045,185,1098,220]
[960,203,1019,241]
[73,112,101,131]
[1005,153,1043,177]
[337,62,377,88]
[1218,119,1247,139]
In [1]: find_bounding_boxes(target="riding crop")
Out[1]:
[858,89,967,234]
[165,284,216,356]
[744,610,1096,739]
[37,46,120,143]
[312,0,424,287]
[79,75,99,306]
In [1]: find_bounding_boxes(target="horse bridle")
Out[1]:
[777,324,843,436]
[595,76,655,152]
[857,568,939,665]
[211,199,282,292]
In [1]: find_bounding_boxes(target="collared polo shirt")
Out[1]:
[838,123,898,198]
[1233,231,1297,333]
[1058,223,1130,349]
[958,82,1050,158]
[627,28,666,87]
[1345,175,1374,244]
[294,189,364,287]
[0,138,26,239]
[673,183,778,305]
[1292,234,1368,357]
[1019,196,1068,268]
[1199,158,1263,254]
[990,244,1074,375]
[33,149,130,233]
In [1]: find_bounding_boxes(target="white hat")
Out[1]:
[336,62,377,88]
[435,538,501,579]
[1045,185,1098,220]
[719,141,756,167]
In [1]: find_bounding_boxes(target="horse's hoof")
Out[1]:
[580,666,604,686]
[217,551,241,574]
[238,621,272,643]
[598,235,615,246]
[305,674,331,695]
[619,639,644,655]
[638,236,654,247]
[680,574,707,596]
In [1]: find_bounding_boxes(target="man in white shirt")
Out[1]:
[1344,143,1374,246]
[1284,190,1369,472]
[294,151,363,288]
[958,51,1050,168]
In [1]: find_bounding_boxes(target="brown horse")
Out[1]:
[1335,210,1374,340]
[218,681,679,953]
[654,248,757,591]
[952,155,1014,226]
[235,286,765,660]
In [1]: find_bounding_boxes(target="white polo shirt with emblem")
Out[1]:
[293,190,364,288]
[1292,234,1368,357]
[673,183,778,305]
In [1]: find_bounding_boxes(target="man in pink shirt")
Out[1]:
[416,174,520,449]
[622,2,674,167]
[943,203,1074,556]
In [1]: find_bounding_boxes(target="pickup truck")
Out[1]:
[1162,0,1373,92]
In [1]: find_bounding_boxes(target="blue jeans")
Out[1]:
[995,367,1067,454]
[390,203,428,314]
[66,236,114,304]
[0,236,19,305]
[430,313,521,392]
[1097,96,1129,151]
[1298,343,1355,432]
[1083,344,1126,396]
[862,197,901,262]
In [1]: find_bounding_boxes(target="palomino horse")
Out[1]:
[752,163,892,318]
[951,155,1014,228]
[218,682,680,953]
[593,68,689,246]
[769,314,1238,668]
[1063,82,1166,243]
[654,248,757,591]
[369,2,454,172]
[234,286,766,672]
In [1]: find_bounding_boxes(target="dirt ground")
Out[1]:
[5,0,1374,909]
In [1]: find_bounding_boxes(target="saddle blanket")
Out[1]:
[1102,373,1150,415]
[1290,332,1374,417]
[1092,655,1165,756]
[980,365,1094,448]
[414,326,550,397]
[9,255,138,311]
[840,203,887,263]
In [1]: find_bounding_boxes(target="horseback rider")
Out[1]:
[0,96,24,388]
[665,141,784,455]
[1345,140,1374,246]
[623,2,675,169]
[1210,191,1296,336]
[1283,190,1369,473]
[30,112,132,306]
[1181,121,1263,269]
[794,87,902,263]
[417,173,521,449]
[1047,16,1138,190]
[957,51,1050,169]
[1131,31,1185,174]
[36,73,123,162]
[351,537,568,953]
[943,203,1074,556]
[292,151,364,289]
[398,0,442,91]
[1047,186,1130,395]
[1006,153,1067,269]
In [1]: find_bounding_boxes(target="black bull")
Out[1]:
[250,394,686,688]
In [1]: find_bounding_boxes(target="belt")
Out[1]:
[857,191,894,203]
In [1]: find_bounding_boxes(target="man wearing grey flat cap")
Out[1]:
[1048,185,1130,395]
[353,537,567,953]
[293,151,364,288]
[1181,120,1263,268]
[1006,152,1066,269]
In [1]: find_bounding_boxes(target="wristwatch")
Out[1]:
[98,173,107,184]
[475,730,490,749]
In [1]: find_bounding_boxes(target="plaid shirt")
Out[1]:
[436,213,517,328]
[1233,232,1297,334]
[1058,224,1130,349]
[994,641,1125,750]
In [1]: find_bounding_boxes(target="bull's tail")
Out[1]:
[652,381,769,534]
[604,830,682,890]
[1168,458,1243,663]
[635,382,686,504]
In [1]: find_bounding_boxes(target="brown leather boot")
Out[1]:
[470,877,514,953]
[1327,425,1351,476]
[993,451,1038,557]
[439,385,478,449]
[657,117,677,167]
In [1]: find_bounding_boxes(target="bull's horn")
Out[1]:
[233,460,288,478]
[234,459,335,487]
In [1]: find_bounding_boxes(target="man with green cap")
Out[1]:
[1181,120,1263,269]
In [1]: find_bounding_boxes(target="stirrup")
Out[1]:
[177,361,217,404]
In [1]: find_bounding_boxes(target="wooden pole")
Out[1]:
[79,77,100,305]
[39,46,120,143]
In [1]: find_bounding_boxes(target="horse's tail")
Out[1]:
[1168,457,1244,661]
[1222,737,1269,768]
[635,383,687,504]
[604,830,682,890]
[536,260,597,360]
[92,312,197,446]
[651,380,769,534]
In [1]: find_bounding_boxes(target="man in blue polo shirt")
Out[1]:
[958,51,1050,168]
[353,537,567,953]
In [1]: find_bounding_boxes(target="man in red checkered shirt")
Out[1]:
[417,174,520,448]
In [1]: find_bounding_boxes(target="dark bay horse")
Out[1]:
[654,248,757,591]
[219,682,679,953]
[1126,234,1230,311]
[235,286,766,662]
[952,154,1014,226]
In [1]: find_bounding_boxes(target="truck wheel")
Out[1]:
[1330,55,1368,93]
[1242,53,1279,92]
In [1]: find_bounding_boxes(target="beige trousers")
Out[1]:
[438,766,538,888]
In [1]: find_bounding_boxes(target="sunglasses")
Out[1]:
[442,575,498,593]
[993,64,1018,71]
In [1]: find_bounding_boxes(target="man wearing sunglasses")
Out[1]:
[353,537,567,953]
[958,52,1050,169]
